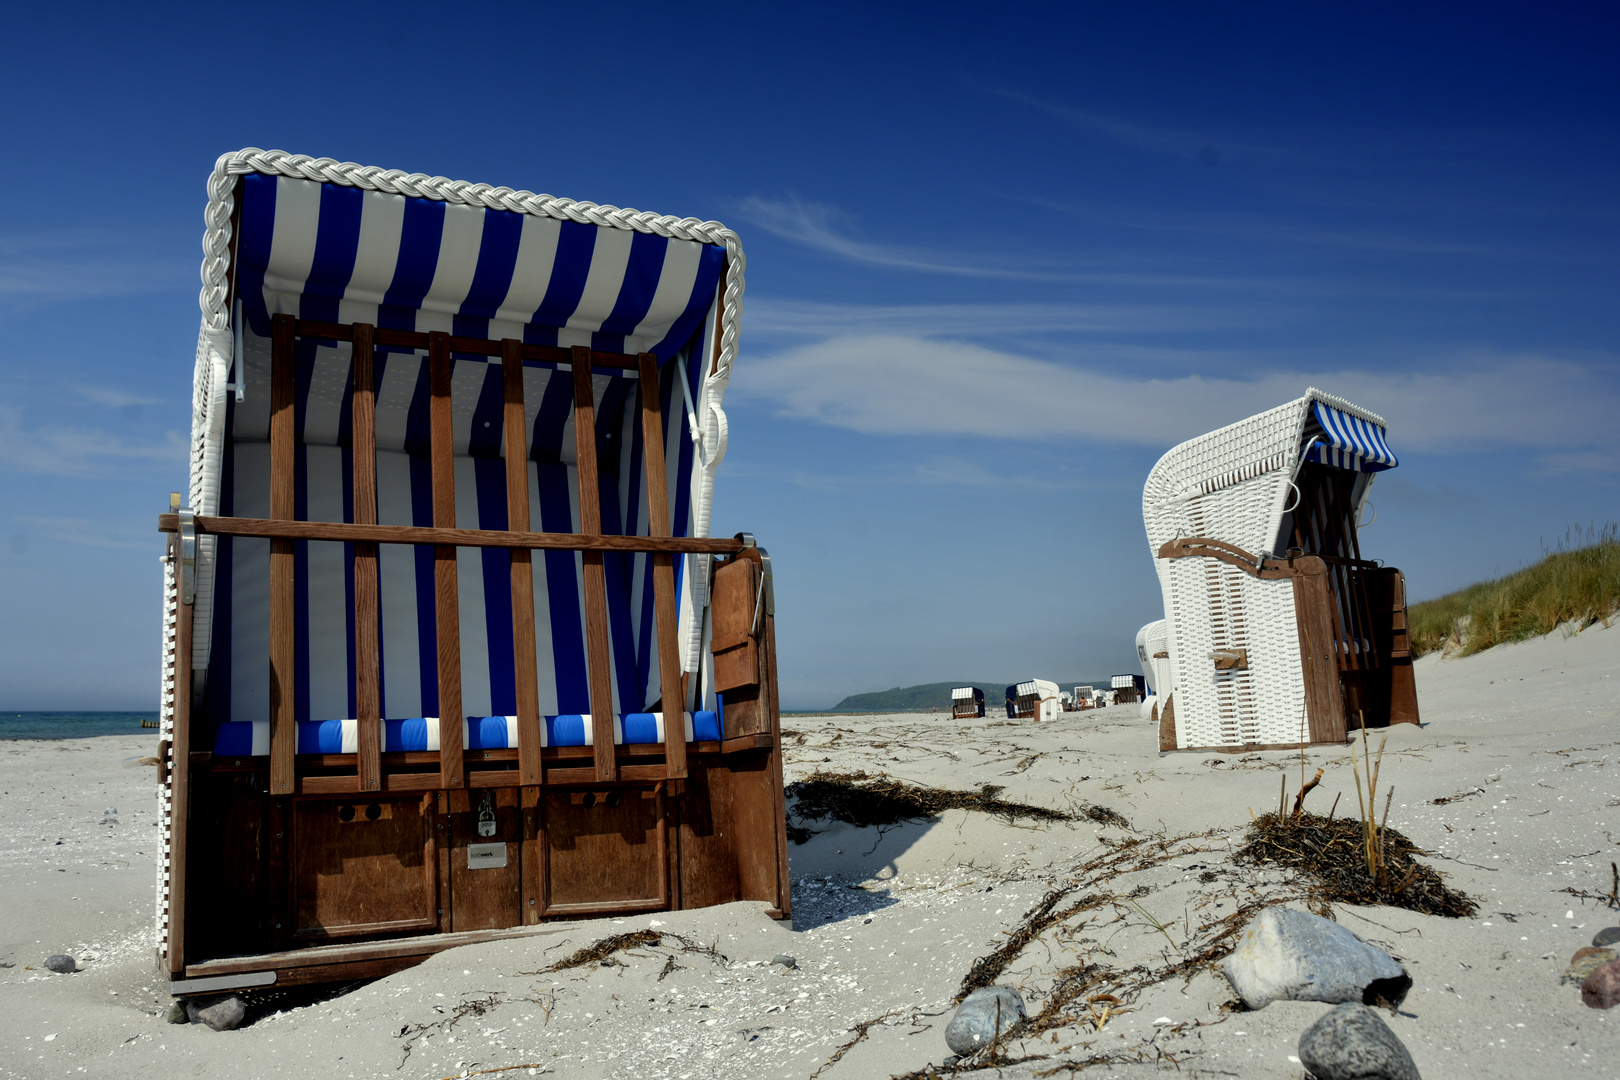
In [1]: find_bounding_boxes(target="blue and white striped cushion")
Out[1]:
[212,711,722,756]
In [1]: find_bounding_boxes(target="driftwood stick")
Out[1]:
[1328,791,1342,821]
[1291,768,1324,819]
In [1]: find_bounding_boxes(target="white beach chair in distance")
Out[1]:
[1141,388,1419,753]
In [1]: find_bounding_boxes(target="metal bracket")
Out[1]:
[177,509,197,606]
[732,533,774,617]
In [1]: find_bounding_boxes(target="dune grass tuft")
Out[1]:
[1409,523,1620,657]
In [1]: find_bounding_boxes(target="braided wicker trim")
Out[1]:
[198,148,744,390]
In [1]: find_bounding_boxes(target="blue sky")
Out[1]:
[0,2,1615,710]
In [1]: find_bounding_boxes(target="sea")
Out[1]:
[0,711,160,740]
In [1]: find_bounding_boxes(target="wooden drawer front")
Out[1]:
[291,794,437,941]
[544,787,667,913]
[448,788,524,932]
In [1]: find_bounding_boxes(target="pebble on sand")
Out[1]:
[945,986,1026,1055]
[770,954,797,969]
[1298,1002,1421,1080]
[1592,927,1620,948]
[43,955,75,974]
[1582,958,1620,1009]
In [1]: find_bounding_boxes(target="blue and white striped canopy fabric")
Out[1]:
[201,163,734,739]
[1303,401,1398,473]
[235,172,726,358]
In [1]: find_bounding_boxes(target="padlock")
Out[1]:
[476,793,497,838]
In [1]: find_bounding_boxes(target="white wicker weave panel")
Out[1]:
[1165,559,1306,748]
[1153,462,1309,748]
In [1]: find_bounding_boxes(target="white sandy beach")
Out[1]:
[1,621,1617,1079]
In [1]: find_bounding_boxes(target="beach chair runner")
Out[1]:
[154,151,790,994]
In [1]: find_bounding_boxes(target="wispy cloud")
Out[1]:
[733,333,1620,454]
[0,231,188,306]
[0,406,187,478]
[75,385,163,409]
[742,297,1273,341]
[734,196,1080,280]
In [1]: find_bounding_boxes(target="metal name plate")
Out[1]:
[467,842,507,870]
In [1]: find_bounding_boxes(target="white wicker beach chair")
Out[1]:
[1141,389,1418,752]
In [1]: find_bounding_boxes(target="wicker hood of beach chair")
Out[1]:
[153,150,790,995]
[1141,389,1420,754]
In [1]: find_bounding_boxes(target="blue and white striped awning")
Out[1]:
[1303,401,1398,473]
[234,172,726,359]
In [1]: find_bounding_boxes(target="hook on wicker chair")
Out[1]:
[1282,480,1301,515]
[1356,499,1377,529]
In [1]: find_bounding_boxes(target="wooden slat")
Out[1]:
[269,313,297,795]
[503,341,543,786]
[351,324,381,793]
[291,319,642,369]
[638,353,687,781]
[156,515,745,554]
[521,785,543,924]
[166,531,192,976]
[429,332,465,790]
[572,346,617,783]
[1292,556,1348,744]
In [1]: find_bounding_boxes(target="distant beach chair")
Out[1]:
[951,686,986,719]
[1136,620,1172,721]
[1141,388,1420,753]
[154,150,789,997]
[1006,680,1061,721]
[1110,674,1145,705]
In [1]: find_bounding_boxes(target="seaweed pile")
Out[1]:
[1235,810,1477,917]
[784,771,1082,843]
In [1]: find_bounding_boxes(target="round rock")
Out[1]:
[1592,927,1620,948]
[1298,1002,1421,1080]
[43,954,75,974]
[165,1000,189,1025]
[1223,907,1411,1010]
[1583,958,1620,1009]
[185,993,247,1031]
[770,954,797,969]
[945,986,1025,1056]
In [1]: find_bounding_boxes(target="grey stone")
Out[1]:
[165,1000,189,1025]
[43,954,75,974]
[1298,1003,1421,1080]
[945,986,1025,1055]
[1593,927,1620,948]
[1223,907,1411,1011]
[770,954,797,969]
[185,994,246,1031]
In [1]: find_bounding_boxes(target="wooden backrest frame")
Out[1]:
[162,315,745,796]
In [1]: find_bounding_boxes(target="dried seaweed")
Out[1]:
[529,930,661,973]
[520,929,728,976]
[1235,810,1477,917]
[786,771,1081,843]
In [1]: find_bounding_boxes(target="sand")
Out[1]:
[0,620,1616,1079]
